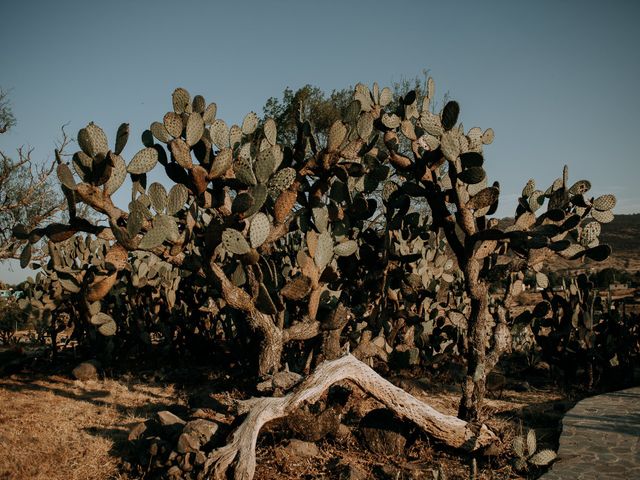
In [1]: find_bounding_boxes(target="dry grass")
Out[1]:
[0,374,183,480]
[0,365,570,480]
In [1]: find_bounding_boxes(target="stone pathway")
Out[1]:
[542,386,640,479]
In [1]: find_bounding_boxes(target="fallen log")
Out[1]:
[205,354,498,480]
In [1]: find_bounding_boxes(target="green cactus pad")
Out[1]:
[328,120,347,152]
[210,148,233,179]
[357,112,374,140]
[381,113,401,129]
[163,111,183,138]
[419,111,443,137]
[440,130,460,162]
[127,209,144,237]
[379,87,392,107]
[529,450,557,466]
[90,312,113,326]
[314,231,333,270]
[169,138,193,169]
[467,186,499,210]
[166,184,189,215]
[98,320,117,336]
[211,119,229,149]
[481,128,494,144]
[222,228,251,255]
[192,95,206,113]
[72,151,93,181]
[229,125,242,148]
[128,147,159,174]
[104,153,127,195]
[264,118,277,146]
[334,240,357,257]
[234,157,257,186]
[441,101,460,131]
[591,208,614,223]
[138,226,167,250]
[459,152,484,169]
[242,112,259,135]
[149,121,171,143]
[56,163,76,190]
[148,182,168,213]
[172,88,190,114]
[458,166,485,185]
[281,275,312,300]
[244,184,268,217]
[268,167,296,193]
[568,180,591,195]
[114,123,129,155]
[19,243,31,268]
[85,123,109,157]
[256,283,277,314]
[592,194,616,211]
[154,214,180,242]
[250,213,271,248]
[254,148,276,184]
[203,102,217,125]
[232,192,254,214]
[186,112,205,147]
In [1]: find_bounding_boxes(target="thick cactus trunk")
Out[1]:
[458,281,490,422]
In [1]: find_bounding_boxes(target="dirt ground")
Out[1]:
[0,352,576,480]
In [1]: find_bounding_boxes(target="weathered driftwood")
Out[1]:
[205,354,498,480]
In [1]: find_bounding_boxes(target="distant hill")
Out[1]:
[599,213,640,253]
[496,213,640,272]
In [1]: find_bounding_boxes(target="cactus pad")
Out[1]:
[166,184,189,215]
[169,138,193,169]
[222,228,251,255]
[172,88,190,114]
[128,147,159,174]
[249,213,270,248]
[105,153,127,195]
[242,112,259,135]
[185,112,205,146]
[163,112,184,138]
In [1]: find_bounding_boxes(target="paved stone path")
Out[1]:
[542,386,640,479]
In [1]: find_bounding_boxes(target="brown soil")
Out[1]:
[0,354,578,480]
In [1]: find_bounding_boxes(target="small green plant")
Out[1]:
[512,429,557,471]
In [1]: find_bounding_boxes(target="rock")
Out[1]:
[287,406,341,442]
[72,361,98,381]
[157,411,186,427]
[272,370,302,390]
[334,460,367,480]
[334,423,354,445]
[194,451,206,466]
[176,432,200,454]
[181,419,218,449]
[359,409,408,456]
[128,421,147,441]
[284,439,320,459]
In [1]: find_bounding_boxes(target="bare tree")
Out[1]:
[0,89,65,262]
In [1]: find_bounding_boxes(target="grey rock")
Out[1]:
[335,460,367,480]
[273,370,302,390]
[284,439,320,459]
[182,419,218,448]
[72,361,98,380]
[157,410,186,427]
[176,432,200,454]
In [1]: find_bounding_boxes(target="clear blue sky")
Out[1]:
[1,0,639,283]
